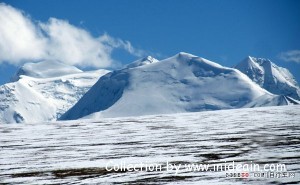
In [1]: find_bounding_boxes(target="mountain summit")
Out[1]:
[11,60,83,82]
[0,61,109,123]
[235,56,300,100]
[1,53,298,123]
[125,56,159,69]
[61,52,291,120]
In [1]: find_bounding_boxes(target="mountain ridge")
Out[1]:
[0,61,109,123]
[11,60,83,82]
[235,56,300,100]
[1,53,299,123]
[61,52,292,120]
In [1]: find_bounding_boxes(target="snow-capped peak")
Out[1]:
[125,56,159,69]
[1,61,110,123]
[11,60,82,82]
[176,52,197,59]
[61,52,284,120]
[235,57,300,100]
[234,56,265,86]
[173,52,224,69]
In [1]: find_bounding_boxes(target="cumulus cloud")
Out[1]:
[279,50,300,64]
[0,3,147,68]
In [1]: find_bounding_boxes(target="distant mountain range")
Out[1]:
[0,53,299,123]
[61,52,299,120]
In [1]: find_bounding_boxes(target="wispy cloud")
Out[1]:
[99,33,147,58]
[0,3,148,68]
[278,50,300,64]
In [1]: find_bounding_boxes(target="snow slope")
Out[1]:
[61,52,290,120]
[244,94,300,108]
[235,56,300,100]
[0,61,109,123]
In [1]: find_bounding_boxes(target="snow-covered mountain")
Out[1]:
[0,61,109,123]
[125,56,159,69]
[10,61,83,82]
[235,56,300,100]
[61,52,293,120]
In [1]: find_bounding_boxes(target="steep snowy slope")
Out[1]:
[61,52,287,120]
[0,61,109,123]
[0,81,57,123]
[235,56,300,100]
[244,94,300,108]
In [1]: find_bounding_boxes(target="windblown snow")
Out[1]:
[61,52,295,120]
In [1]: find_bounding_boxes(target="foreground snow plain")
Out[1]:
[1,105,299,184]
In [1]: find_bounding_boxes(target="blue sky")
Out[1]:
[0,0,300,85]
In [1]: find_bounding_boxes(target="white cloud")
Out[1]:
[0,3,147,68]
[40,18,114,68]
[99,33,147,58]
[279,50,300,64]
[0,4,46,64]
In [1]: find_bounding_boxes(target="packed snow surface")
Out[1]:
[1,106,299,184]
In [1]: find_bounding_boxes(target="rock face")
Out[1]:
[0,61,109,123]
[235,56,300,100]
[61,52,290,120]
